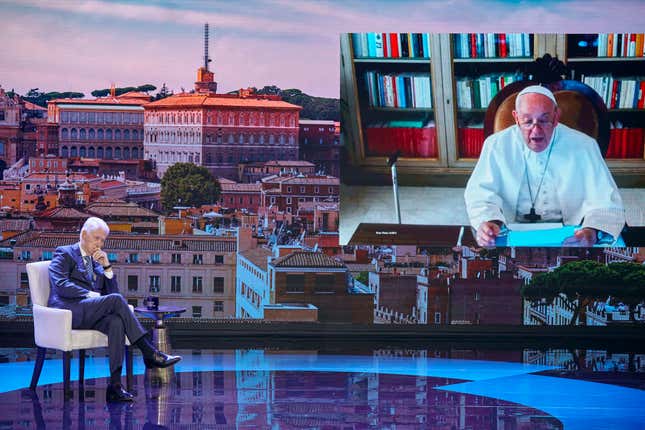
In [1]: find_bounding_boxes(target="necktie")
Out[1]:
[83,255,95,281]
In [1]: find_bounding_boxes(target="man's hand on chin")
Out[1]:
[476,221,502,247]
[562,227,598,247]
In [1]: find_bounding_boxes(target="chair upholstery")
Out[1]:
[483,80,610,157]
[27,260,133,396]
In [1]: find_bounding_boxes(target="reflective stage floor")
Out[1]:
[1,347,644,429]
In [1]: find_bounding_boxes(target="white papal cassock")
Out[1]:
[464,123,625,240]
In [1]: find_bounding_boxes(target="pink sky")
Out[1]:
[1,0,645,99]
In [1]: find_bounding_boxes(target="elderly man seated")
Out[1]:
[465,85,625,247]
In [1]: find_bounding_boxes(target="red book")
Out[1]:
[382,33,389,57]
[389,33,399,58]
[499,33,507,58]
[638,80,645,109]
[391,76,398,108]
[621,128,628,158]
[470,33,477,58]
[611,80,619,109]
[607,129,617,158]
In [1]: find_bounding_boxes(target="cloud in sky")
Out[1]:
[1,0,645,98]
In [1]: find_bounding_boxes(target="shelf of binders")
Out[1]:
[447,33,535,164]
[350,33,440,162]
[566,33,645,165]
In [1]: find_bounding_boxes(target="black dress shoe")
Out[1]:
[106,383,135,403]
[143,350,182,369]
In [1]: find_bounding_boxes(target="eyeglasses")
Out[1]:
[518,119,554,130]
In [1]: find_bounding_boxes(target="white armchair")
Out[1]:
[27,261,134,398]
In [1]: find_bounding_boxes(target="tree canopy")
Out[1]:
[91,84,157,97]
[160,163,220,212]
[23,88,85,107]
[521,260,645,324]
[254,85,339,121]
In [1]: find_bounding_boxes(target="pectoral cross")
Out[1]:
[523,207,541,223]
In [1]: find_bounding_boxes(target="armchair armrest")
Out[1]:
[32,304,73,350]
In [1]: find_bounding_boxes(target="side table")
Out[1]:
[134,305,186,353]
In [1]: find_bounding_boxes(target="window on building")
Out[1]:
[286,274,305,293]
[128,253,139,263]
[214,255,224,264]
[192,306,202,318]
[213,277,224,294]
[21,251,31,261]
[149,275,160,293]
[171,254,181,264]
[193,254,203,265]
[213,301,224,313]
[0,111,5,121]
[108,253,118,261]
[42,251,53,260]
[20,272,29,288]
[314,274,335,293]
[127,275,138,292]
[192,276,203,293]
[286,197,292,204]
[434,312,442,324]
[150,253,161,264]
[171,276,181,293]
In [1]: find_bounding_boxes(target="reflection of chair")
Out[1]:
[484,80,610,156]
[27,261,133,398]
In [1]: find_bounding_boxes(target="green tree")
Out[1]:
[154,83,173,100]
[91,89,110,97]
[521,260,645,325]
[136,84,157,93]
[160,163,220,212]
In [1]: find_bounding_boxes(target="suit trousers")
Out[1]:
[74,294,147,374]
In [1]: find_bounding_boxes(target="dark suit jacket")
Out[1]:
[48,243,119,327]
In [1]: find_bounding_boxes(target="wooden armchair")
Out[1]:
[483,79,610,156]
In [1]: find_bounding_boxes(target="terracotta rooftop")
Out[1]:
[263,160,315,167]
[271,251,346,269]
[50,97,146,106]
[262,175,340,186]
[95,180,126,190]
[87,200,159,218]
[217,178,236,184]
[146,93,302,110]
[23,101,47,111]
[0,219,32,231]
[239,247,273,271]
[10,232,236,252]
[220,182,262,192]
[36,207,91,220]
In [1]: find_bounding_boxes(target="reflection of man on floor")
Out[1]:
[48,217,181,402]
[465,85,625,247]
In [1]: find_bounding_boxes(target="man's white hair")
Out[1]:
[80,217,110,241]
[515,85,558,111]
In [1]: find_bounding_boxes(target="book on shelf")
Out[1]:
[453,33,531,59]
[569,33,645,58]
[365,120,437,158]
[457,124,484,158]
[456,72,523,109]
[581,75,645,109]
[607,127,645,159]
[364,71,432,108]
[351,33,431,58]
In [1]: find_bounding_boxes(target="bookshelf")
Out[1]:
[563,33,645,179]
[341,33,645,187]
